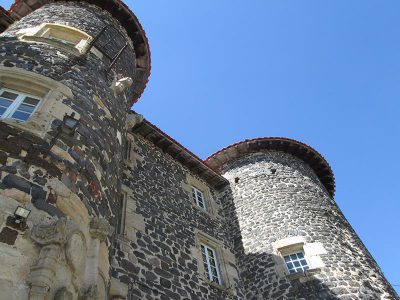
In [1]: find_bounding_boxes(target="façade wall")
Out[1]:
[113,133,246,300]
[0,1,139,298]
[218,150,398,300]
[0,1,137,218]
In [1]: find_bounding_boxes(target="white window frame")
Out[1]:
[283,251,310,274]
[200,243,222,285]
[0,87,41,122]
[192,186,206,211]
[273,236,327,278]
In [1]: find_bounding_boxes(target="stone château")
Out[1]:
[0,1,398,299]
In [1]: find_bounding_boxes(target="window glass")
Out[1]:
[0,88,41,121]
[0,91,18,116]
[283,251,309,274]
[192,186,206,211]
[124,139,132,160]
[201,244,222,285]
[117,192,127,235]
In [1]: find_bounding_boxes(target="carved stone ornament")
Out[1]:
[79,285,98,300]
[89,217,113,241]
[125,113,144,129]
[54,287,73,300]
[110,77,133,96]
[66,232,87,275]
[30,218,69,245]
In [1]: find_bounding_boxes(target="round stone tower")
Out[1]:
[206,138,398,300]
[0,1,150,298]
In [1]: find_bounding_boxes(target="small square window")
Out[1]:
[192,186,206,211]
[0,88,41,121]
[283,251,309,274]
[200,243,222,285]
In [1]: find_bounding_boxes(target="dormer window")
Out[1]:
[0,88,41,121]
[18,23,92,56]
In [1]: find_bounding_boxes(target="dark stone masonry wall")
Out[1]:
[220,151,398,300]
[0,2,398,299]
[0,1,136,220]
[114,133,246,300]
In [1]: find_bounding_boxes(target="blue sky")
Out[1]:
[132,1,400,292]
[130,1,400,291]
[3,0,399,293]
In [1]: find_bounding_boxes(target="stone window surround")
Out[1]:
[184,174,217,217]
[117,184,145,242]
[282,250,309,274]
[273,236,327,278]
[16,22,94,57]
[0,67,75,138]
[192,230,236,294]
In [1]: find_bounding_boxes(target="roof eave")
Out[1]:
[205,137,336,197]
[130,116,229,189]
[7,0,150,105]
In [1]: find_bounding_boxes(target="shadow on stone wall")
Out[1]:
[222,186,354,300]
[241,252,343,300]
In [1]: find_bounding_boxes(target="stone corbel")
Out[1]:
[110,77,133,96]
[125,113,144,130]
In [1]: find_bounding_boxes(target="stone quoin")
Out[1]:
[0,1,398,299]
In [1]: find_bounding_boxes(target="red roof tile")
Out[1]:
[205,137,335,197]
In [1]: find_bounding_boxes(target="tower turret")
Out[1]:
[0,1,150,298]
[206,137,398,300]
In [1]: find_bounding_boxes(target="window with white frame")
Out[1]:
[192,186,206,211]
[0,88,41,121]
[200,243,222,285]
[283,251,309,274]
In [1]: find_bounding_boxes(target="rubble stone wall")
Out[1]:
[220,150,398,300]
[0,1,136,219]
[114,133,246,300]
[0,2,136,298]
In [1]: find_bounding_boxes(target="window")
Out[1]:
[18,23,92,56]
[116,192,127,235]
[124,138,132,161]
[0,88,41,121]
[283,251,309,274]
[272,236,326,278]
[200,243,222,285]
[193,231,239,292]
[192,186,206,211]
